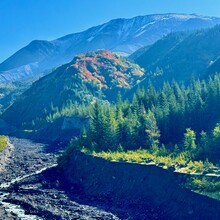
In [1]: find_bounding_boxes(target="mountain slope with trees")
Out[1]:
[132,25,220,85]
[1,50,143,129]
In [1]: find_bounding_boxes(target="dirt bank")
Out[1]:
[60,151,220,220]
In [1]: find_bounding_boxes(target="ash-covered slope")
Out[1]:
[1,13,219,83]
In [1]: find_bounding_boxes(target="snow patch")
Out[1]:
[160,17,172,21]
[98,23,108,32]
[141,22,156,29]
[171,14,196,20]
[135,30,146,38]
[117,30,123,37]
[87,36,95,42]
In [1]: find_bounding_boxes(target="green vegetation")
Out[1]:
[187,177,220,191]
[64,73,220,165]
[0,135,8,151]
[81,147,217,174]
[185,176,220,200]
[83,148,182,168]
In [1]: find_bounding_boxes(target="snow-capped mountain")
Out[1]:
[1,13,220,83]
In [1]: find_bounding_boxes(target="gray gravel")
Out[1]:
[0,137,121,220]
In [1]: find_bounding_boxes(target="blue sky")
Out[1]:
[1,0,220,62]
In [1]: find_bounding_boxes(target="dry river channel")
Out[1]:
[0,137,120,220]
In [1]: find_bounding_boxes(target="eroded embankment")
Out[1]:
[61,151,220,220]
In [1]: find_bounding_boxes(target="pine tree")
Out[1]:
[183,128,197,152]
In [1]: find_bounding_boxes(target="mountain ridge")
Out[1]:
[1,13,220,83]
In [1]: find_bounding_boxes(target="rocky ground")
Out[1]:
[4,169,121,220]
[0,137,122,220]
[0,137,57,219]
[0,138,58,184]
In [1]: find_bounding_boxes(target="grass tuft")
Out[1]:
[0,135,8,151]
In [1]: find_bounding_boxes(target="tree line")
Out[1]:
[75,73,220,163]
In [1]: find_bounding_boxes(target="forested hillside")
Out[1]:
[2,50,144,128]
[66,73,220,163]
[206,56,220,75]
[133,25,220,84]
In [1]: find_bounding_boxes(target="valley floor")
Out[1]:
[1,137,219,219]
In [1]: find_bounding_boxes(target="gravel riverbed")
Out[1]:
[0,137,121,220]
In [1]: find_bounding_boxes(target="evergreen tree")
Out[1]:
[183,128,197,154]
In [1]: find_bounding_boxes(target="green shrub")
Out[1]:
[187,177,220,192]
[186,160,204,173]
[0,136,8,151]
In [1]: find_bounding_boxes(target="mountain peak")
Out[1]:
[1,13,220,83]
